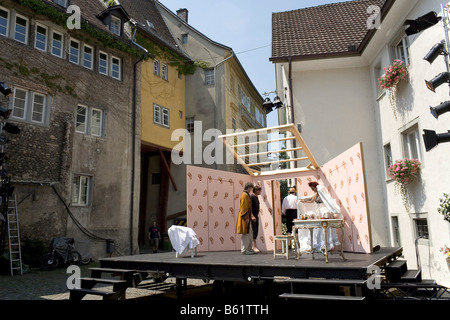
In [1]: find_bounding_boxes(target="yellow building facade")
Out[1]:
[140,57,185,151]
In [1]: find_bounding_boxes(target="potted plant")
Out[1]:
[388,158,421,212]
[378,59,408,119]
[440,245,450,271]
[438,193,450,222]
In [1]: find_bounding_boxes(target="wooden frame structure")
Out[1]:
[218,124,319,177]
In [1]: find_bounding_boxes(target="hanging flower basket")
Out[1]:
[440,245,450,272]
[388,158,421,212]
[378,60,408,119]
[438,193,450,223]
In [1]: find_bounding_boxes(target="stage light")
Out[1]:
[404,11,442,36]
[425,72,450,92]
[263,97,274,114]
[423,129,450,152]
[0,107,11,120]
[273,96,283,109]
[3,123,20,135]
[430,101,450,119]
[424,41,447,64]
[0,82,11,97]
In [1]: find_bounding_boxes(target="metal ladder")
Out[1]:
[7,194,22,276]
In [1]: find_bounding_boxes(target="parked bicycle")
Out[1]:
[41,237,82,270]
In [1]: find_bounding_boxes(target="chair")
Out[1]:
[273,234,295,260]
[168,225,199,258]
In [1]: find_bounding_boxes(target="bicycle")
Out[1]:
[41,237,82,270]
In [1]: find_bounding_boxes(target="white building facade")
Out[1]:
[272,0,450,286]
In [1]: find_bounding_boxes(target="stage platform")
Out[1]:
[99,247,402,282]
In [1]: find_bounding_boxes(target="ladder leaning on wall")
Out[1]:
[6,194,22,276]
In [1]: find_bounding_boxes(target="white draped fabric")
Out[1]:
[296,185,341,253]
[168,225,200,255]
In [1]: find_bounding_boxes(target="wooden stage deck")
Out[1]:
[99,247,402,282]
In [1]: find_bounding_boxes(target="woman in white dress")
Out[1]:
[297,182,341,253]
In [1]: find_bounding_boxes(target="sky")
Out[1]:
[159,0,352,127]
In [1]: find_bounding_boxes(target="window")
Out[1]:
[35,24,48,52]
[76,105,104,136]
[31,93,45,123]
[12,88,27,119]
[205,69,214,85]
[162,108,169,127]
[181,33,188,44]
[186,117,194,134]
[72,175,91,206]
[99,51,108,75]
[14,14,28,44]
[111,56,121,80]
[153,104,169,128]
[154,60,160,76]
[414,218,429,239]
[384,143,392,178]
[0,8,9,37]
[69,39,80,64]
[53,0,69,8]
[395,36,410,65]
[110,16,121,36]
[12,88,49,125]
[255,107,265,126]
[162,64,168,81]
[83,44,93,70]
[51,31,63,58]
[402,124,422,161]
[391,216,401,247]
[90,108,102,137]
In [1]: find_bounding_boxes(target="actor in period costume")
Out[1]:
[235,182,254,254]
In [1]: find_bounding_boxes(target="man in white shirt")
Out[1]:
[281,187,298,234]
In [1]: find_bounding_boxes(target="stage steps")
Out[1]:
[280,278,367,301]
[385,259,421,283]
[69,267,165,300]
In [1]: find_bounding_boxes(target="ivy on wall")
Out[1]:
[11,0,206,75]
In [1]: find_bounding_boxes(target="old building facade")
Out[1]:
[0,0,144,258]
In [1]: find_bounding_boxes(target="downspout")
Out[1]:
[130,27,149,255]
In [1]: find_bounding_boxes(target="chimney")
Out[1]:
[177,8,188,23]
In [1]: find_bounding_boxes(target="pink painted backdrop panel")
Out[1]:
[186,165,252,252]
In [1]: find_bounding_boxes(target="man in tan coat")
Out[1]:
[235,182,254,254]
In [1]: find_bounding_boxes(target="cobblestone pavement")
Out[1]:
[0,260,208,300]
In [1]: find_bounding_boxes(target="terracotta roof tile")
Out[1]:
[271,0,387,60]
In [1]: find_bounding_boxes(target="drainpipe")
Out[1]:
[130,34,149,255]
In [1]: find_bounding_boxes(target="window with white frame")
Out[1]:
[205,69,214,85]
[51,31,63,58]
[111,56,121,80]
[154,60,160,76]
[402,123,422,161]
[83,44,93,70]
[75,105,104,137]
[99,51,108,75]
[186,117,194,134]
[394,36,410,66]
[153,104,169,128]
[12,88,49,125]
[69,39,80,64]
[14,14,28,44]
[414,217,429,239]
[35,24,48,52]
[0,8,9,37]
[181,33,188,44]
[72,175,91,206]
[110,16,121,36]
[384,142,393,178]
[162,64,168,81]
